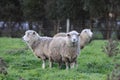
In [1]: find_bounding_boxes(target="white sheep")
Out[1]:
[53,29,93,49]
[80,29,93,49]
[23,30,52,69]
[49,30,80,69]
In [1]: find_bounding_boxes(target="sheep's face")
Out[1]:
[23,30,39,43]
[82,29,93,38]
[67,31,80,46]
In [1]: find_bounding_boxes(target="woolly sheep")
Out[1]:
[49,30,80,69]
[80,29,93,49]
[23,30,52,69]
[53,29,93,49]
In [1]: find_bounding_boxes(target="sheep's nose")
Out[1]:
[73,39,76,41]
[73,38,77,42]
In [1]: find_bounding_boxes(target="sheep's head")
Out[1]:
[22,30,40,43]
[66,30,80,46]
[81,29,93,38]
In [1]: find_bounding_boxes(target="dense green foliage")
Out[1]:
[0,0,23,21]
[0,0,120,21]
[22,0,45,21]
[0,38,114,80]
[0,0,120,38]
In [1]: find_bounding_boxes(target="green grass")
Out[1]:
[0,37,114,80]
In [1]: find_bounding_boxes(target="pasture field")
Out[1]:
[0,37,114,80]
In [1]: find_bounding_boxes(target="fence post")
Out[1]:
[66,18,70,32]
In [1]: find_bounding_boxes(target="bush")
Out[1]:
[102,39,120,80]
[93,31,103,39]
[111,32,118,40]
[103,39,120,57]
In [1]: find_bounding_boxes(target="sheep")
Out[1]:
[49,30,80,69]
[80,29,93,49]
[22,30,53,69]
[53,29,93,49]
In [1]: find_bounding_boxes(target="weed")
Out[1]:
[102,39,120,80]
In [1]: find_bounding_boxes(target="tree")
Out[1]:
[22,0,45,21]
[82,0,120,39]
[0,0,23,21]
[45,0,87,33]
[0,0,23,37]
[21,0,46,32]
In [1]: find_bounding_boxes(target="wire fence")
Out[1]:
[0,20,120,39]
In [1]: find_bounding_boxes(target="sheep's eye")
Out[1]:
[67,34,70,37]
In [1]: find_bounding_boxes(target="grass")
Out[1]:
[0,37,114,80]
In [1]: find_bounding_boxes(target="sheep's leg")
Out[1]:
[75,61,78,68]
[49,58,53,68]
[65,62,69,70]
[49,61,53,68]
[70,60,78,69]
[42,60,45,69]
[58,62,62,69]
[70,62,75,69]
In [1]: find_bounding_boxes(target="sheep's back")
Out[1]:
[53,33,66,38]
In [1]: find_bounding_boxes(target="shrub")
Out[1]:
[111,32,118,40]
[93,31,103,39]
[103,39,120,57]
[102,39,120,80]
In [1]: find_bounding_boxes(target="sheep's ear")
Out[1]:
[33,32,36,35]
[90,29,93,32]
